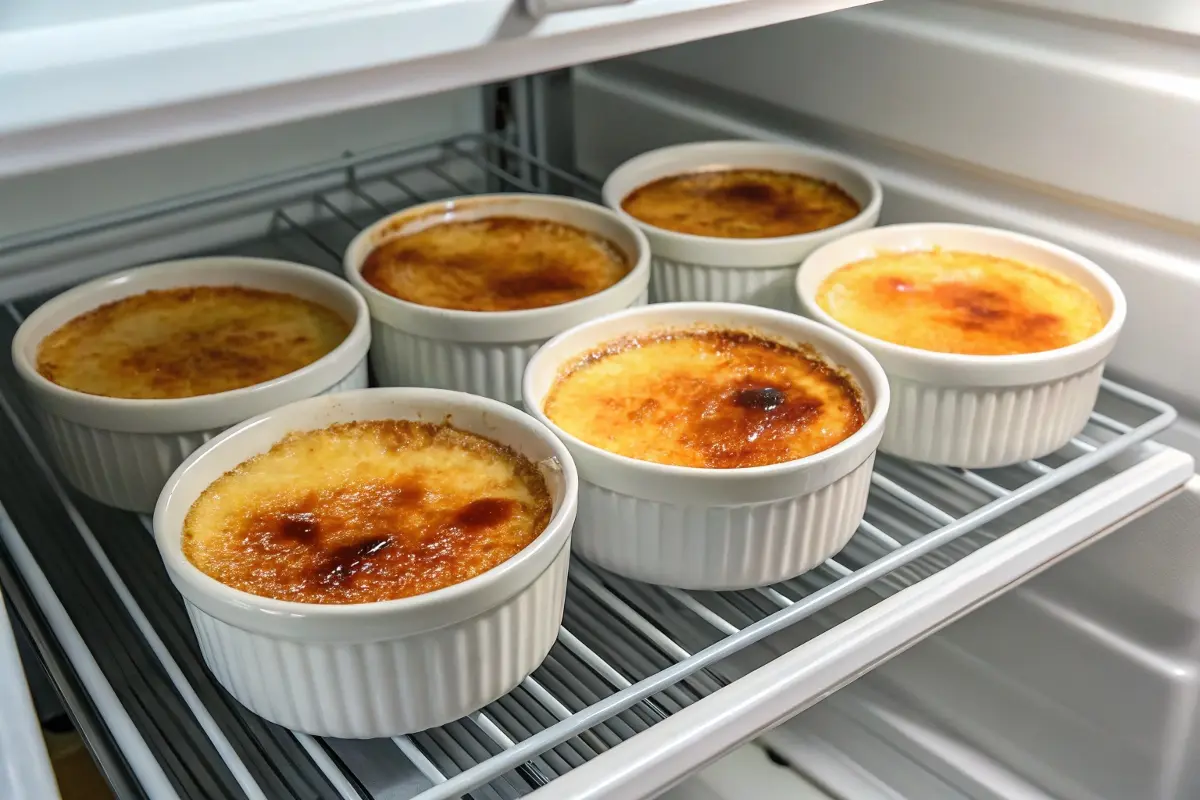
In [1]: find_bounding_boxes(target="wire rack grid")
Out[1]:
[0,132,1183,800]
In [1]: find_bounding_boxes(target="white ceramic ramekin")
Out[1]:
[523,302,888,590]
[11,257,371,513]
[154,388,578,738]
[796,223,1127,468]
[601,141,882,312]
[343,194,650,406]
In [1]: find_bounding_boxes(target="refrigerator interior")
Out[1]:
[2,1,1199,798]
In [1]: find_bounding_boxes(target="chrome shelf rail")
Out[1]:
[0,133,1184,799]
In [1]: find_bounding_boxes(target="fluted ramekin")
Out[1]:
[11,257,370,512]
[601,141,882,312]
[344,194,650,406]
[154,388,577,737]
[796,223,1126,468]
[523,302,888,589]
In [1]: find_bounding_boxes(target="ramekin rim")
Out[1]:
[599,140,885,254]
[342,193,652,326]
[11,257,371,416]
[521,301,891,481]
[153,388,580,620]
[794,222,1128,369]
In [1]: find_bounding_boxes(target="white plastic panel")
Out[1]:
[660,744,831,800]
[0,0,875,178]
[968,0,1200,36]
[767,680,1056,800]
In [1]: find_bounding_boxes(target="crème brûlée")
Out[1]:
[36,286,351,400]
[361,216,631,312]
[182,420,553,604]
[620,168,861,239]
[543,329,865,469]
[815,249,1106,356]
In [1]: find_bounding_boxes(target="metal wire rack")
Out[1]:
[0,133,1186,800]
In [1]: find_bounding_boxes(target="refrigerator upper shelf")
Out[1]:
[0,0,874,179]
[0,133,1192,800]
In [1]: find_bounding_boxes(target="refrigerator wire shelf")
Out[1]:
[0,133,1181,800]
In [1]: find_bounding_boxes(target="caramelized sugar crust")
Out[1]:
[361,216,631,312]
[543,329,865,469]
[620,168,861,239]
[815,249,1106,356]
[37,286,350,399]
[182,420,553,605]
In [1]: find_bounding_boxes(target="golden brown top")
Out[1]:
[361,216,631,312]
[620,168,861,239]
[543,328,865,469]
[37,286,350,400]
[815,249,1106,356]
[182,420,553,605]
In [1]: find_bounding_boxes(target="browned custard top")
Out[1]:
[620,168,862,239]
[36,286,350,399]
[182,420,553,604]
[542,328,865,469]
[815,249,1107,356]
[361,216,631,312]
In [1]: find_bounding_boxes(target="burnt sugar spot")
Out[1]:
[688,379,825,469]
[252,480,426,551]
[234,478,530,600]
[629,397,660,422]
[1026,312,1062,331]
[923,278,1068,350]
[361,478,428,509]
[490,270,584,299]
[315,537,391,588]
[712,180,804,224]
[278,511,319,544]
[932,283,1010,327]
[733,386,787,412]
[250,476,453,591]
[715,181,777,204]
[453,498,517,530]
